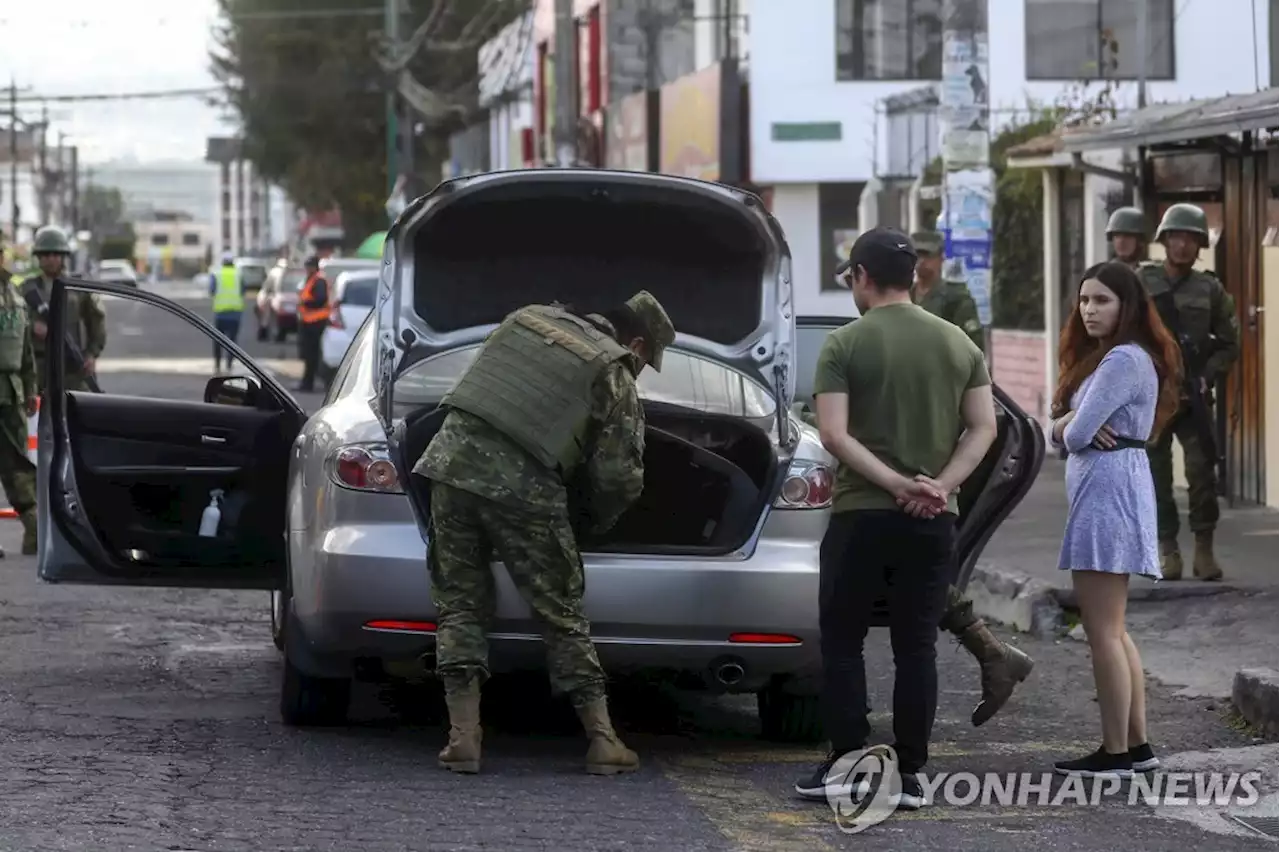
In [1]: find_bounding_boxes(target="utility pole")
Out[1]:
[69,145,79,231]
[1135,0,1148,108]
[552,0,579,167]
[37,103,48,224]
[8,81,18,245]
[385,0,400,198]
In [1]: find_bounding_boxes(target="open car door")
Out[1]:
[37,279,307,589]
[794,315,1045,591]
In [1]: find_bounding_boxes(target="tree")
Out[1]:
[209,0,525,246]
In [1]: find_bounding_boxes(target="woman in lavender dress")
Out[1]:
[1047,262,1183,779]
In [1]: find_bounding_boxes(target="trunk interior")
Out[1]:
[395,403,782,556]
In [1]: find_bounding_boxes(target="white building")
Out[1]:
[745,0,1276,318]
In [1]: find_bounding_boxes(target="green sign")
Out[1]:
[771,122,843,142]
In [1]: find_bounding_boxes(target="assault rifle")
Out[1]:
[20,278,102,394]
[1151,290,1218,471]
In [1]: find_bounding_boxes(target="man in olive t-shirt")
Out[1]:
[793,227,1000,810]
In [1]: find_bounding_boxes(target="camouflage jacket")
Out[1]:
[1139,263,1240,383]
[0,272,35,406]
[914,280,984,349]
[414,357,647,534]
[21,274,108,392]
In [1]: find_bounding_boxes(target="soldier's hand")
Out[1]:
[32,320,47,341]
[83,356,96,374]
[1091,424,1118,450]
[24,397,37,417]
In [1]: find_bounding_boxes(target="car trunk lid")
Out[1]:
[371,169,796,439]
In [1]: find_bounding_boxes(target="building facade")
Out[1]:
[748,0,1275,318]
[205,137,289,258]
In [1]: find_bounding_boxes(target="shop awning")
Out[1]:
[354,231,386,260]
[1060,88,1280,153]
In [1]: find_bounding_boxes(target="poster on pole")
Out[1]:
[940,0,993,328]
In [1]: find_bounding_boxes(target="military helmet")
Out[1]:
[32,225,72,255]
[1154,203,1210,248]
[1105,206,1147,238]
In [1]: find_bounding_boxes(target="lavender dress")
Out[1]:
[1049,343,1161,579]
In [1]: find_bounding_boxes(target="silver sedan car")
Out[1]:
[36,169,1043,742]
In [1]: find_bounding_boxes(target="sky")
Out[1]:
[0,0,236,164]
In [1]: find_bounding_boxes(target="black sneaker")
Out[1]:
[1129,743,1160,772]
[1054,746,1133,778]
[794,749,870,802]
[892,773,926,810]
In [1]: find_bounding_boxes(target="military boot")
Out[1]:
[437,680,482,774]
[575,697,639,775]
[20,509,36,556]
[958,620,1035,727]
[1159,539,1183,580]
[1193,531,1223,581]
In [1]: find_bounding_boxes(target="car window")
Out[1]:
[794,320,848,405]
[393,344,775,418]
[340,277,378,307]
[281,269,306,291]
[326,311,376,404]
[239,265,267,288]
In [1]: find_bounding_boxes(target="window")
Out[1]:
[819,183,865,292]
[836,0,942,81]
[150,233,170,246]
[339,276,378,307]
[1025,0,1175,81]
[393,345,775,420]
[182,233,201,246]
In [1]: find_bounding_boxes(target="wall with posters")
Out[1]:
[606,89,657,171]
[657,60,743,184]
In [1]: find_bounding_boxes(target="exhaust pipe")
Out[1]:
[715,661,745,686]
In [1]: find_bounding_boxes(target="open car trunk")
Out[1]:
[394,403,783,557]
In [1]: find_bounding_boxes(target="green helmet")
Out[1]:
[32,225,71,255]
[1105,207,1147,238]
[1154,203,1209,248]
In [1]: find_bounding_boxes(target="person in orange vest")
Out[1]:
[295,255,330,392]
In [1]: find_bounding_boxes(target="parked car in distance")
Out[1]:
[96,260,138,287]
[256,265,304,341]
[236,258,270,294]
[36,170,1044,744]
[320,269,380,391]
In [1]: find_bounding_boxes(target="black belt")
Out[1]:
[1098,436,1148,451]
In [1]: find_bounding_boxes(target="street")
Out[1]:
[0,285,1273,850]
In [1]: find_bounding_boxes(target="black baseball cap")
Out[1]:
[834,226,919,288]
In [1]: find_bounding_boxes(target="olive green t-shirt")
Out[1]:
[812,302,990,515]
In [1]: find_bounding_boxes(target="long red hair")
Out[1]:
[1051,261,1183,439]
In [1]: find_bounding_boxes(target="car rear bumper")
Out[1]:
[286,522,822,693]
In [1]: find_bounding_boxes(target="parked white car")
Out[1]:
[96,260,138,287]
[320,269,380,389]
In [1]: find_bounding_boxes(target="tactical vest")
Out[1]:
[0,286,27,373]
[442,305,633,475]
[1140,263,1218,351]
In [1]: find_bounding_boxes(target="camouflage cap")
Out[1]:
[910,231,944,256]
[625,290,676,371]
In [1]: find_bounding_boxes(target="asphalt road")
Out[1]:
[0,282,1274,850]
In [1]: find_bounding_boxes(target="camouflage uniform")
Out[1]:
[909,230,1033,727]
[414,291,675,775]
[23,227,107,394]
[1105,206,1149,269]
[1141,204,1239,581]
[0,263,37,556]
[910,232,985,351]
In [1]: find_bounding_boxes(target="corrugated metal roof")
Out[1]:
[1060,89,1279,152]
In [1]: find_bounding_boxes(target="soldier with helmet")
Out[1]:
[1105,206,1149,269]
[909,231,985,350]
[0,229,37,556]
[1140,203,1239,581]
[23,225,107,394]
[414,291,676,777]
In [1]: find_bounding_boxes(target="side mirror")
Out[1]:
[205,375,260,407]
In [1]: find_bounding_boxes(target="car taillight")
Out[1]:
[329,444,403,493]
[329,301,344,329]
[773,460,833,509]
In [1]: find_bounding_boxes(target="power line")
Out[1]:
[0,8,385,27]
[15,88,220,104]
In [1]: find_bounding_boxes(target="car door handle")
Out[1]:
[201,429,233,445]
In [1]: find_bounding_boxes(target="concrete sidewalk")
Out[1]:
[968,458,1278,737]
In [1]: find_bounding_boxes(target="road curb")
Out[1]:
[1231,668,1279,739]
[967,565,1066,639]
[1050,582,1258,608]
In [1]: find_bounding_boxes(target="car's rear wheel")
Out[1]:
[757,682,824,743]
[269,590,286,651]
[278,597,351,726]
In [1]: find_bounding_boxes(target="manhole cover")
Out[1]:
[1229,815,1279,839]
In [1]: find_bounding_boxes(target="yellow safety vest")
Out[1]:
[212,266,244,313]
